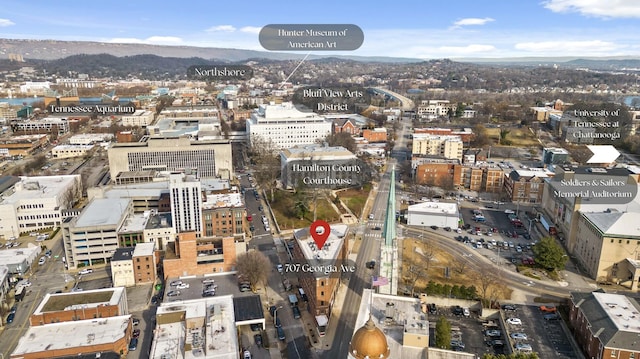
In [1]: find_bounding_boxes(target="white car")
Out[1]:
[176,283,190,289]
[504,209,515,214]
[510,332,528,340]
[507,318,522,325]
[38,257,46,265]
[79,268,93,275]
[243,350,252,359]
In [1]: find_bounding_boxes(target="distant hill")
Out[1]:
[0,38,421,63]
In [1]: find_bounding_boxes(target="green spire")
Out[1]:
[383,166,396,247]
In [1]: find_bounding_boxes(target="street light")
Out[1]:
[273,305,283,326]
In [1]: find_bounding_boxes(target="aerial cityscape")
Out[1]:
[2,1,640,359]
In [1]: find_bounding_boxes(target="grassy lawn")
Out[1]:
[486,127,539,147]
[401,237,512,301]
[269,190,342,230]
[337,184,371,217]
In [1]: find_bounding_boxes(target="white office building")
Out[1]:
[246,102,332,149]
[407,201,460,228]
[0,175,81,239]
[121,110,155,127]
[170,173,202,234]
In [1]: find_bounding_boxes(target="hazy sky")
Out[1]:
[1,0,640,58]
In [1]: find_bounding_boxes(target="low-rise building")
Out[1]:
[51,144,94,159]
[111,248,135,287]
[0,175,81,239]
[121,110,154,127]
[362,128,387,143]
[0,244,40,275]
[0,134,49,157]
[150,295,239,359]
[11,315,132,359]
[29,287,129,326]
[162,232,247,279]
[569,291,640,359]
[407,201,460,228]
[411,133,463,161]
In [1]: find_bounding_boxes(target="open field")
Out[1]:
[485,127,539,147]
[401,237,512,302]
[270,190,341,229]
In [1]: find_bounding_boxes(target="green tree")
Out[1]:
[499,129,511,145]
[533,236,568,271]
[435,316,451,349]
[293,198,309,220]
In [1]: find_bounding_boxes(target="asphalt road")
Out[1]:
[0,230,68,358]
[322,116,412,358]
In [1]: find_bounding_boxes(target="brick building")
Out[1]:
[362,128,387,143]
[332,117,359,135]
[290,225,348,319]
[569,291,640,359]
[162,231,247,279]
[504,169,550,203]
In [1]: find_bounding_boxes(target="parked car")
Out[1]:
[462,307,470,317]
[544,313,561,321]
[167,290,181,297]
[132,329,141,338]
[366,260,376,269]
[510,332,528,340]
[176,283,190,289]
[10,305,17,314]
[485,329,501,337]
[507,318,522,325]
[539,305,557,313]
[515,343,532,352]
[277,264,283,273]
[292,306,301,319]
[7,312,15,323]
[79,268,93,275]
[254,333,263,347]
[250,323,262,332]
[428,303,437,314]
[170,280,183,287]
[132,318,140,326]
[38,257,46,265]
[453,306,464,316]
[128,338,138,351]
[276,326,286,341]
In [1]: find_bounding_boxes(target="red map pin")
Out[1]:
[310,220,331,249]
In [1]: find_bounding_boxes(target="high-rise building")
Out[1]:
[169,173,202,235]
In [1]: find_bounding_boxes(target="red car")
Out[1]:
[132,329,141,338]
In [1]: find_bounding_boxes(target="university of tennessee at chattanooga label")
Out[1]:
[259,24,364,51]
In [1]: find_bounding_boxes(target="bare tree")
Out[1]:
[249,135,281,202]
[473,266,498,308]
[235,250,272,292]
[452,258,468,275]
[406,265,427,297]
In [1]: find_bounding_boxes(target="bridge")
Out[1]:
[370,87,415,110]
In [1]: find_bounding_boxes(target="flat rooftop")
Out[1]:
[593,292,640,333]
[11,315,130,357]
[118,212,150,233]
[1,175,79,205]
[75,198,131,228]
[202,192,244,209]
[35,287,125,313]
[282,144,356,160]
[133,242,155,257]
[355,289,429,358]
[0,244,40,267]
[294,224,347,277]
[145,212,173,230]
[151,295,238,359]
[408,201,459,215]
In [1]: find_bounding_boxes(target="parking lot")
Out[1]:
[163,273,255,302]
[502,305,577,358]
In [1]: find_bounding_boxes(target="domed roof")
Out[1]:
[349,315,390,359]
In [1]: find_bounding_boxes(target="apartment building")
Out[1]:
[411,134,463,161]
[201,192,245,238]
[291,225,348,319]
[246,102,332,149]
[503,169,550,203]
[417,100,456,119]
[51,144,94,159]
[569,291,640,359]
[0,175,81,239]
[121,110,154,127]
[107,136,233,179]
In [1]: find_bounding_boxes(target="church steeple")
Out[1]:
[383,166,396,247]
